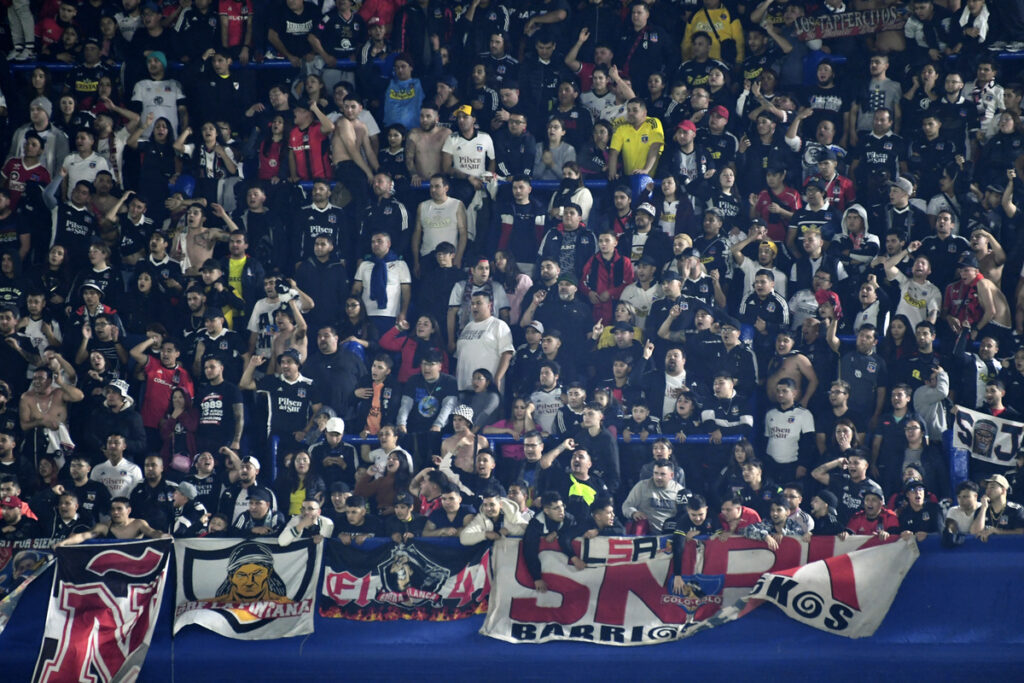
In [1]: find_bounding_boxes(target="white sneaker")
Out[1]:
[18,47,35,61]
[6,46,23,61]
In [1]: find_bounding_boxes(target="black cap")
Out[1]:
[248,487,272,503]
[815,490,838,509]
[611,321,633,332]
[203,307,225,320]
[394,492,414,506]
[718,314,741,330]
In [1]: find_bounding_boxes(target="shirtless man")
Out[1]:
[406,104,449,187]
[438,405,489,473]
[56,497,168,545]
[181,204,234,275]
[944,254,1012,347]
[969,229,1005,289]
[267,298,308,374]
[19,361,84,457]
[764,330,818,407]
[332,95,377,208]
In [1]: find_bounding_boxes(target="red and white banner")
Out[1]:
[480,535,918,645]
[32,539,171,682]
[741,539,918,638]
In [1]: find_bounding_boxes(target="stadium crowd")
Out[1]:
[0,0,1024,568]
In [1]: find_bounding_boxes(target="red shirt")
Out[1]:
[753,186,802,242]
[218,0,252,47]
[1,159,51,208]
[845,508,899,535]
[141,356,194,429]
[943,274,984,325]
[288,124,331,181]
[719,506,761,531]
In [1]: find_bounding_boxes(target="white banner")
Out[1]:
[174,538,322,640]
[480,535,915,645]
[741,538,919,638]
[952,405,1023,466]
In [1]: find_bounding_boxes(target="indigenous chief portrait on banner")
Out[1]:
[174,538,322,640]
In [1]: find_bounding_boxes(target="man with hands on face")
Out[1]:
[459,486,527,545]
[971,474,1024,542]
[278,498,334,546]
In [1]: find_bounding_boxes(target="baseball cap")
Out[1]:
[678,247,700,260]
[661,270,682,282]
[176,481,198,500]
[203,307,225,320]
[888,176,913,194]
[394,492,414,507]
[985,474,1011,492]
[612,321,633,332]
[863,482,885,500]
[0,495,22,508]
[248,487,272,503]
[816,148,838,163]
[240,455,261,472]
[710,105,730,120]
[456,104,474,117]
[526,320,545,334]
[440,74,458,89]
[325,417,345,434]
[805,178,826,193]
[637,254,659,267]
[718,314,741,330]
[80,280,104,295]
[677,119,697,132]
[903,479,926,494]
[957,252,980,269]
[636,202,657,217]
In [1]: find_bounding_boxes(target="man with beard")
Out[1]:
[128,455,176,532]
[520,272,592,360]
[406,104,450,187]
[301,326,366,424]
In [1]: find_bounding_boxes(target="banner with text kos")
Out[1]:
[174,538,322,640]
[0,539,54,637]
[794,6,909,41]
[952,405,1023,467]
[320,539,490,621]
[480,535,914,645]
[741,539,919,638]
[32,539,171,682]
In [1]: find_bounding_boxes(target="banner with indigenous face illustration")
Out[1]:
[0,540,54,636]
[320,539,490,621]
[32,539,171,682]
[481,535,918,645]
[794,6,909,41]
[952,405,1024,467]
[174,538,322,640]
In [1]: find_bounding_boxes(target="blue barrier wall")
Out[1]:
[3,535,1024,681]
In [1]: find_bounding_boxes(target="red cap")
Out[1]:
[815,290,843,319]
[1,495,22,509]
[367,16,381,25]
[710,105,730,120]
[677,120,697,132]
